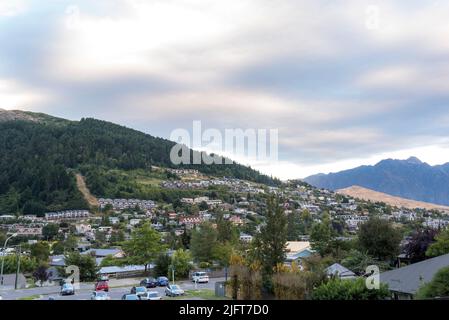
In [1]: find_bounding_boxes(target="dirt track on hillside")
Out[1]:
[75,173,98,207]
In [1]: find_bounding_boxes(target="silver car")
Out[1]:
[140,291,162,300]
[165,284,185,297]
[91,291,110,300]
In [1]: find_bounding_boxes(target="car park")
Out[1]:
[91,291,110,300]
[191,271,209,283]
[140,277,158,288]
[165,284,185,297]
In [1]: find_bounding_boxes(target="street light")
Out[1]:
[1,233,18,286]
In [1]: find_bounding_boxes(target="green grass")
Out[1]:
[18,294,41,300]
[170,289,230,300]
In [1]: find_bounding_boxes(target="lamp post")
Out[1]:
[1,233,18,286]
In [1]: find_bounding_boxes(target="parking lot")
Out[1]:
[0,277,226,300]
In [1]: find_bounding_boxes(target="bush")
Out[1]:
[311,278,390,300]
[417,266,449,299]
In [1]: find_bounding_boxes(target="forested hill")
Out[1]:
[0,110,279,215]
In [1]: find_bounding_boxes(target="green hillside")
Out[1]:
[0,111,279,215]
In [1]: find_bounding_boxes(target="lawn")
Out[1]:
[171,289,230,300]
[18,294,41,300]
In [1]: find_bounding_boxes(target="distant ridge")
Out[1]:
[304,157,449,206]
[337,185,449,213]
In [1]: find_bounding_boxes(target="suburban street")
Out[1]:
[0,277,225,300]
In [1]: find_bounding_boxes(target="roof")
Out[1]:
[326,263,356,279]
[81,248,123,257]
[286,241,311,253]
[380,253,449,295]
[98,264,153,274]
[286,249,314,261]
[50,255,66,266]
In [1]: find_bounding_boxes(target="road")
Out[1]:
[0,277,225,300]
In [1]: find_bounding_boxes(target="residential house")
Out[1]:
[285,241,314,265]
[380,253,449,299]
[326,263,356,280]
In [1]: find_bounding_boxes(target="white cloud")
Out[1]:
[0,1,26,16]
[0,79,50,110]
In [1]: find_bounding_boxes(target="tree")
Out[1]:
[426,229,449,257]
[33,264,50,286]
[311,277,390,300]
[249,197,287,288]
[286,211,302,241]
[64,251,98,282]
[404,228,438,263]
[100,254,123,267]
[212,242,234,268]
[417,266,449,299]
[341,249,390,275]
[199,201,209,211]
[1,255,37,274]
[190,222,219,263]
[216,214,238,244]
[30,242,50,263]
[358,217,402,260]
[122,223,165,271]
[310,213,335,256]
[180,225,191,249]
[154,253,171,277]
[171,249,193,279]
[42,224,59,240]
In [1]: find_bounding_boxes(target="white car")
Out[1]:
[192,272,209,283]
[140,291,162,300]
[91,291,110,300]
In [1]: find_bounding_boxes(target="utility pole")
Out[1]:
[15,244,21,290]
[171,265,175,284]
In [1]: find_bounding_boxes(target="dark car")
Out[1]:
[140,277,158,288]
[157,276,169,287]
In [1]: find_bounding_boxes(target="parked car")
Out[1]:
[121,294,140,300]
[165,284,185,297]
[95,281,109,292]
[140,291,162,301]
[91,291,110,300]
[130,286,147,297]
[60,283,75,296]
[157,276,169,287]
[140,277,158,288]
[192,271,209,283]
[99,275,109,281]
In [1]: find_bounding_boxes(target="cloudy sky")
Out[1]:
[2,0,449,180]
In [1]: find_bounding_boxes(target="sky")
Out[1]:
[2,0,449,180]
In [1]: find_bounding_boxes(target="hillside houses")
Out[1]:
[45,210,90,221]
[98,198,156,211]
[179,216,204,229]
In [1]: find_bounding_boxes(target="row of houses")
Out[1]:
[98,198,156,210]
[180,197,222,207]
[45,210,91,221]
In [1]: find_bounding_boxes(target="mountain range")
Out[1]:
[304,157,449,206]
